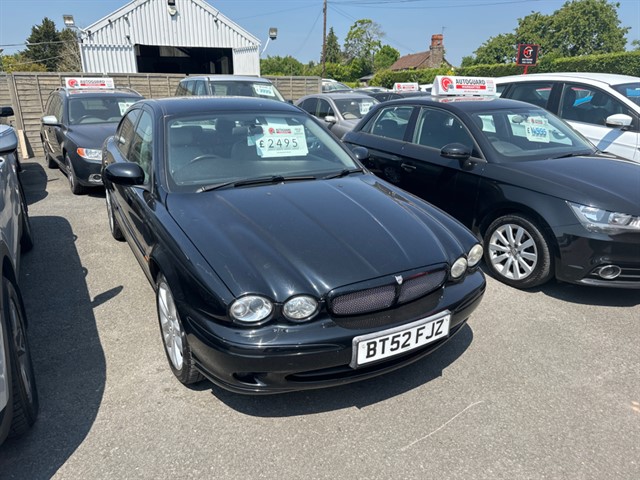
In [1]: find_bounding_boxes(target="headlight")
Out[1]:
[568,202,640,233]
[230,295,273,324]
[77,148,102,160]
[450,256,468,279]
[283,295,318,322]
[467,244,484,268]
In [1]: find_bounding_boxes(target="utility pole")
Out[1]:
[322,0,327,78]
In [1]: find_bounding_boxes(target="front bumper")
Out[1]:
[69,153,103,186]
[553,224,640,288]
[182,270,485,394]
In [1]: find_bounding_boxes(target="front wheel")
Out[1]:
[2,276,39,437]
[484,214,553,289]
[105,190,124,241]
[156,274,204,385]
[65,154,85,195]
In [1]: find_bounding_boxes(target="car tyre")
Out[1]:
[2,276,39,437]
[484,214,553,289]
[156,274,204,385]
[65,154,85,195]
[105,191,124,241]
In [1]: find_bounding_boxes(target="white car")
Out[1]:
[495,72,640,161]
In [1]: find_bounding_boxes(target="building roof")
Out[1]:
[389,51,434,71]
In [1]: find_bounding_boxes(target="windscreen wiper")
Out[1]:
[323,168,364,180]
[197,175,316,193]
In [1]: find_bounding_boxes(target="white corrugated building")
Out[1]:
[78,0,261,75]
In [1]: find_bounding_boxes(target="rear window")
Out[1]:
[206,81,286,101]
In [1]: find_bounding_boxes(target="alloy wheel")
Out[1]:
[157,279,184,371]
[488,222,538,281]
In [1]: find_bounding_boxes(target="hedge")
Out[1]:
[369,50,640,88]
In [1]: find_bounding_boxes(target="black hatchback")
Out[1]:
[343,95,640,289]
[101,96,485,394]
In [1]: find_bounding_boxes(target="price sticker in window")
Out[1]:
[118,101,136,115]
[525,116,550,143]
[253,84,275,97]
[253,124,308,158]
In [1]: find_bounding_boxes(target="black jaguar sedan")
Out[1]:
[101,97,485,394]
[342,95,640,289]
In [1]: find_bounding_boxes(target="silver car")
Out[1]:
[296,92,379,139]
[0,107,38,446]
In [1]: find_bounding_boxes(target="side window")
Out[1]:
[561,84,635,127]
[175,82,186,96]
[185,80,196,95]
[507,82,553,109]
[413,108,474,151]
[194,81,207,96]
[364,106,413,140]
[317,99,335,119]
[128,110,153,183]
[299,98,318,116]
[52,95,63,122]
[116,109,142,158]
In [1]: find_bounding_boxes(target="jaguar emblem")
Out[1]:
[395,275,403,285]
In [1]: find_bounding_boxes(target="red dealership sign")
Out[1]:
[516,44,540,66]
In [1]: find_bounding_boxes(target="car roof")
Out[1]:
[142,96,301,116]
[377,95,536,113]
[180,75,273,83]
[299,92,374,101]
[495,72,640,87]
[58,87,142,98]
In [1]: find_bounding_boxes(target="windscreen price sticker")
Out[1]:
[118,101,136,115]
[253,84,275,97]
[254,125,308,158]
[525,117,550,143]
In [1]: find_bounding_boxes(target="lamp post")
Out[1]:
[261,28,277,57]
[62,14,84,72]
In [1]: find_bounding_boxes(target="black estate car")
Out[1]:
[40,80,143,194]
[342,94,640,289]
[101,96,485,394]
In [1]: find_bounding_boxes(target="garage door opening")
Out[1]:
[135,45,233,74]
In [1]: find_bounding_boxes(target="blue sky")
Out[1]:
[1,0,639,67]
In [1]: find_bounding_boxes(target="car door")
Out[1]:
[344,104,415,186]
[558,83,640,161]
[42,93,64,163]
[397,106,484,228]
[117,108,156,267]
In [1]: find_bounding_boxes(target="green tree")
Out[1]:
[261,55,305,76]
[469,33,517,65]
[56,28,82,72]
[343,19,383,74]
[324,27,342,64]
[465,0,628,65]
[1,53,47,73]
[24,17,61,71]
[373,45,400,72]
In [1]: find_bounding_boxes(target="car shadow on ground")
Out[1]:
[209,323,473,417]
[19,162,49,205]
[0,215,107,479]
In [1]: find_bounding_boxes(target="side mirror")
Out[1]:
[41,115,60,126]
[0,125,18,154]
[441,143,471,160]
[605,113,632,129]
[351,146,369,162]
[104,162,145,187]
[324,115,337,124]
[0,106,14,118]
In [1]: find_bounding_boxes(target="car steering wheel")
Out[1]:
[78,115,102,123]
[188,154,222,165]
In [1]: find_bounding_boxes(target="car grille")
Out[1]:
[328,270,447,317]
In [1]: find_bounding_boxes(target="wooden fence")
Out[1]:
[0,72,321,159]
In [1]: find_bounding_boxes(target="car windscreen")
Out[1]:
[612,82,640,107]
[165,111,359,192]
[470,107,596,161]
[206,81,286,101]
[333,97,378,120]
[68,96,139,125]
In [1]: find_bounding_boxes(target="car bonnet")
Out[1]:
[166,176,472,300]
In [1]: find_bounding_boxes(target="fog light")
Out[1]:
[596,265,621,280]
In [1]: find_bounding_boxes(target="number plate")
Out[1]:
[350,311,451,368]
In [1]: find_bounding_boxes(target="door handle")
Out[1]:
[401,163,416,172]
